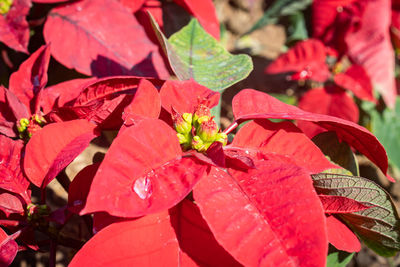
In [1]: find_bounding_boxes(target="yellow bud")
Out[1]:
[215,132,228,146]
[0,0,12,15]
[177,133,188,144]
[196,116,218,142]
[191,135,207,152]
[20,118,29,127]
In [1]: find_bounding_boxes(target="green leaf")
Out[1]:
[312,132,359,176]
[150,15,253,92]
[245,0,312,35]
[312,173,400,257]
[371,97,400,171]
[285,11,308,44]
[327,245,354,267]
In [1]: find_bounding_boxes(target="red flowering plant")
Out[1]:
[0,44,166,265]
[260,0,396,139]
[63,80,400,266]
[0,0,220,79]
[0,1,399,266]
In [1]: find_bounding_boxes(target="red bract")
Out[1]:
[230,119,337,173]
[193,161,327,267]
[0,135,30,203]
[71,200,241,266]
[80,80,216,217]
[265,39,331,82]
[73,80,393,267]
[312,0,360,53]
[312,0,396,108]
[0,0,31,53]
[174,0,220,40]
[43,0,169,78]
[326,215,361,252]
[232,89,391,181]
[24,119,98,188]
[344,0,396,108]
[0,228,18,266]
[297,86,359,138]
[0,45,50,139]
[333,64,376,103]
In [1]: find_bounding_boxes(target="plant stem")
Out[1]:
[223,121,238,135]
[49,240,57,267]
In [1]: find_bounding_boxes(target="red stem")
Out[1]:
[49,240,57,267]
[223,121,238,135]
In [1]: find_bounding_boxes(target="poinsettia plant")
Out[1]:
[259,0,396,143]
[0,0,399,266]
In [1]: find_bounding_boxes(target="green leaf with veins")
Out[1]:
[150,15,253,92]
[312,173,400,257]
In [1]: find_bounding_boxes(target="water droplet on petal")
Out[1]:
[133,174,153,200]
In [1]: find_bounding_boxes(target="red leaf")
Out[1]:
[0,0,30,53]
[232,89,390,180]
[122,79,161,126]
[334,65,375,102]
[73,76,163,106]
[319,195,372,214]
[119,0,145,13]
[74,77,142,106]
[68,163,100,214]
[0,121,15,139]
[326,215,361,252]
[0,228,18,266]
[265,39,330,82]
[71,200,241,266]
[297,87,359,138]
[4,88,30,121]
[345,0,396,108]
[231,120,337,173]
[24,120,98,187]
[43,0,169,78]
[40,78,95,114]
[0,86,16,138]
[9,45,51,114]
[65,94,129,129]
[312,0,359,51]
[67,211,187,267]
[81,119,207,217]
[0,136,30,202]
[169,200,242,266]
[193,162,327,267]
[53,77,163,128]
[0,192,24,216]
[160,79,220,114]
[174,0,220,40]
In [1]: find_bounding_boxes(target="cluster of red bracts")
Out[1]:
[0,44,398,266]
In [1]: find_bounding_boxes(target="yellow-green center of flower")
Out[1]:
[17,114,46,141]
[0,0,12,15]
[172,105,227,152]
